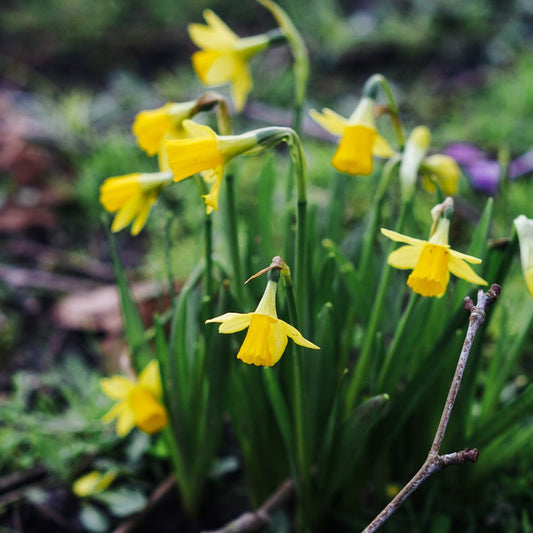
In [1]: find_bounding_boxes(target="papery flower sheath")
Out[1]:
[164,120,261,213]
[100,172,173,235]
[206,279,319,366]
[188,10,271,112]
[400,126,431,199]
[310,97,394,176]
[381,198,487,297]
[100,360,168,436]
[514,215,533,298]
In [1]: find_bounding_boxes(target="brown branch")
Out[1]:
[363,284,500,533]
[202,477,295,533]
[112,475,176,533]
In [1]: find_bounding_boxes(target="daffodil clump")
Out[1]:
[382,198,487,297]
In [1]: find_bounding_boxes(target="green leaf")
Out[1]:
[97,488,147,517]
[79,503,111,533]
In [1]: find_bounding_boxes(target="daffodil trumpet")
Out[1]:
[381,197,487,297]
[206,268,319,366]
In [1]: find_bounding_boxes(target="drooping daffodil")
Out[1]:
[381,197,487,297]
[206,276,319,366]
[164,121,286,213]
[99,172,173,235]
[514,215,533,298]
[310,96,394,176]
[188,10,282,112]
[100,360,168,437]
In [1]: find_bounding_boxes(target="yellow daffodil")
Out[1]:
[514,215,533,298]
[422,154,460,196]
[188,10,271,112]
[164,120,260,213]
[206,279,319,366]
[132,101,197,157]
[310,97,394,176]
[400,126,431,199]
[381,198,487,297]
[73,470,117,498]
[100,360,168,437]
[100,172,173,235]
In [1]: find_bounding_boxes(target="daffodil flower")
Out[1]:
[72,470,117,498]
[206,279,319,366]
[421,154,460,196]
[400,126,460,198]
[100,172,173,235]
[381,199,487,297]
[188,10,271,112]
[310,97,394,176]
[132,101,197,158]
[164,120,265,213]
[514,215,533,298]
[100,360,168,436]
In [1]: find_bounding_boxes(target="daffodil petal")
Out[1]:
[111,195,143,233]
[192,50,235,85]
[116,407,136,437]
[282,321,320,350]
[138,360,162,399]
[373,134,395,158]
[206,313,253,333]
[309,108,348,136]
[448,255,487,286]
[381,228,425,246]
[130,198,153,236]
[387,244,423,269]
[203,10,239,45]
[230,62,252,112]
[102,402,124,423]
[449,249,483,264]
[101,376,134,400]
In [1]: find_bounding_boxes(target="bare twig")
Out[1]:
[112,475,176,533]
[363,284,501,533]
[202,477,295,533]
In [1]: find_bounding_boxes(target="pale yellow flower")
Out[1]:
[381,201,487,297]
[514,215,533,298]
[422,154,460,196]
[310,97,393,176]
[164,120,259,213]
[206,280,319,366]
[100,360,168,437]
[99,172,173,235]
[72,470,117,498]
[400,126,431,198]
[188,10,270,112]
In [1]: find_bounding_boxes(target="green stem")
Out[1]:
[194,176,214,304]
[377,290,418,392]
[225,172,245,305]
[344,201,410,413]
[164,213,176,302]
[363,73,405,148]
[358,157,400,279]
